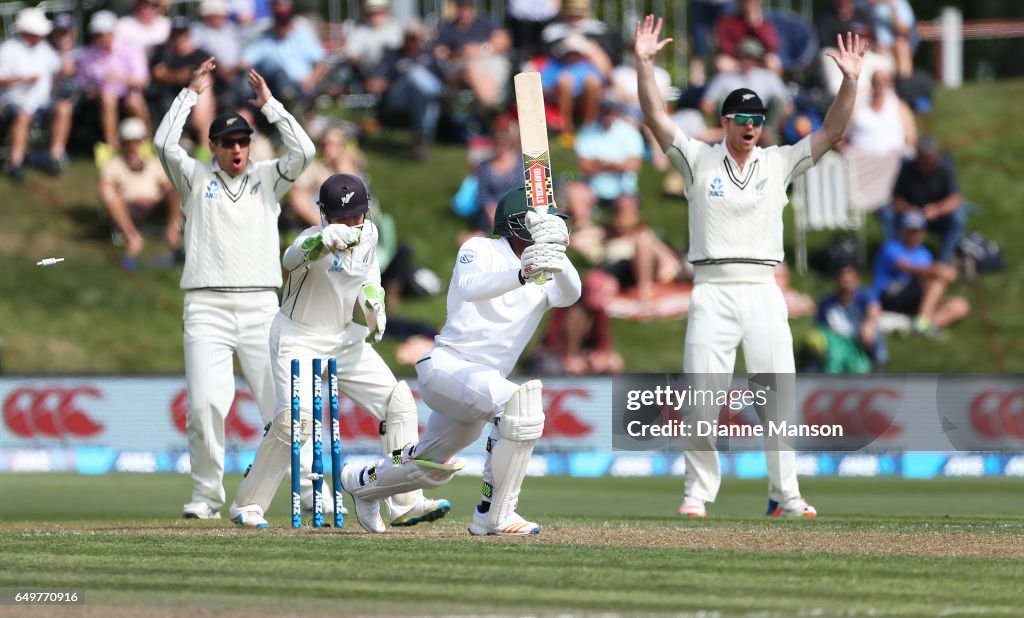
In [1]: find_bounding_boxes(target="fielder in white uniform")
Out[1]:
[229,174,451,528]
[340,188,581,535]
[155,58,315,519]
[634,16,867,517]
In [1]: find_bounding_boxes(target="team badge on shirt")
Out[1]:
[459,250,477,264]
[708,177,725,199]
[204,179,220,200]
[329,253,345,273]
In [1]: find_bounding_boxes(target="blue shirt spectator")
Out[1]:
[872,236,932,299]
[574,113,644,200]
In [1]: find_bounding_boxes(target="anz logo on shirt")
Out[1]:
[708,177,725,199]
[204,179,220,200]
[328,253,346,273]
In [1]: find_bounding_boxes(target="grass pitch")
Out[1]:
[1,475,1023,617]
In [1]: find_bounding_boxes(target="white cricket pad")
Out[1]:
[490,380,545,527]
[232,409,306,516]
[348,444,466,501]
[380,382,425,514]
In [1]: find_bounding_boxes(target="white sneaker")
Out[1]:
[340,465,385,533]
[231,511,269,528]
[677,496,707,518]
[388,497,451,527]
[768,497,817,518]
[468,507,541,536]
[182,502,221,520]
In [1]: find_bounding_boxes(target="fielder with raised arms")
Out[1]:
[230,173,452,528]
[156,58,316,520]
[634,15,867,518]
[341,187,580,535]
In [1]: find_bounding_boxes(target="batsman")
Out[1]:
[341,187,581,535]
[229,174,451,528]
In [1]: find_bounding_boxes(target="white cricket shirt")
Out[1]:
[434,236,581,377]
[279,222,382,332]
[668,129,813,273]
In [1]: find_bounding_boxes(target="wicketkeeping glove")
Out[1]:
[321,223,362,252]
[520,243,564,282]
[358,283,387,343]
[525,211,570,249]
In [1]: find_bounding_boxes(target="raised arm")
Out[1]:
[154,57,214,196]
[811,33,868,162]
[634,15,678,152]
[250,69,316,200]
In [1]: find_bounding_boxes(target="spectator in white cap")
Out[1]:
[191,0,249,108]
[0,8,73,180]
[98,117,182,270]
[343,0,404,86]
[78,10,151,149]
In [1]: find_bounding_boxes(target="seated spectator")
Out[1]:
[190,0,248,110]
[149,17,216,151]
[99,117,181,270]
[539,33,605,144]
[78,10,151,150]
[688,0,735,86]
[506,0,560,61]
[863,0,916,77]
[434,0,512,109]
[535,270,624,376]
[844,68,916,157]
[879,136,965,264]
[540,0,619,72]
[609,44,673,169]
[0,8,72,180]
[700,38,793,143]
[343,0,404,89]
[367,23,445,160]
[288,126,365,227]
[872,211,969,338]
[803,264,886,373]
[816,0,874,58]
[819,22,893,101]
[473,118,523,233]
[564,100,644,230]
[116,0,172,59]
[242,0,326,108]
[715,0,783,76]
[575,205,683,301]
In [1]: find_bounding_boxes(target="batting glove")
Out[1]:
[525,211,570,248]
[520,243,564,282]
[321,224,362,252]
[358,283,387,343]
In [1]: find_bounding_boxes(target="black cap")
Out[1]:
[53,13,74,31]
[170,15,190,31]
[208,111,254,141]
[721,88,767,116]
[318,174,370,219]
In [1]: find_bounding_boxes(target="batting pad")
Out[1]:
[381,381,425,514]
[490,380,545,526]
[234,409,308,515]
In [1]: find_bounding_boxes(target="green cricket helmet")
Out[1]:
[492,187,564,240]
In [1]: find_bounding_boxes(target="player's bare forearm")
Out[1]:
[634,15,677,152]
[812,33,868,161]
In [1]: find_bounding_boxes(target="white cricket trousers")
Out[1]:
[412,346,521,485]
[183,289,279,509]
[682,280,801,504]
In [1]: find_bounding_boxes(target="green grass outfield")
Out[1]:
[2,475,1023,617]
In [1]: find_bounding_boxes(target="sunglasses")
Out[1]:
[726,113,767,127]
[219,136,251,148]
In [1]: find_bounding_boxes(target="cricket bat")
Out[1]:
[514,71,555,283]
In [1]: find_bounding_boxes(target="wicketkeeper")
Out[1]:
[229,174,451,528]
[341,187,581,535]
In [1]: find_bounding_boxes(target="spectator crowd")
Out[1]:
[0,0,980,374]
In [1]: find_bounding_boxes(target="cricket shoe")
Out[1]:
[388,497,452,527]
[340,465,386,533]
[182,502,221,520]
[677,496,707,518]
[768,497,817,518]
[231,511,270,529]
[468,507,541,536]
